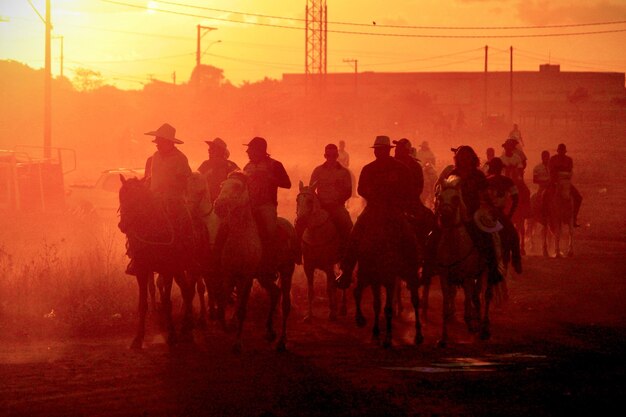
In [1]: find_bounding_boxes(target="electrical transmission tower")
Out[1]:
[305,0,327,91]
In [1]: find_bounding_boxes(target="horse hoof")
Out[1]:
[130,337,143,350]
[276,340,287,353]
[437,339,447,348]
[329,311,338,322]
[303,315,313,324]
[480,329,491,340]
[383,339,392,349]
[266,330,277,343]
[356,315,367,328]
[232,341,242,354]
[414,333,424,345]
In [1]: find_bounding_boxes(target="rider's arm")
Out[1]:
[339,168,352,203]
[508,183,519,219]
[273,161,291,189]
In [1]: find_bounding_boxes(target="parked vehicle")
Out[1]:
[66,168,144,218]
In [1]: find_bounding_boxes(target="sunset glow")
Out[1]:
[1,0,625,89]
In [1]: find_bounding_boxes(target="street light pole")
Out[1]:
[196,25,217,67]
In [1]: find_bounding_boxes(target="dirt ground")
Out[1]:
[1,234,625,417]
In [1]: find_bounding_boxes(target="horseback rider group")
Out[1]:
[133,122,581,292]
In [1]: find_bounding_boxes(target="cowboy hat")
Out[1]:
[144,123,183,144]
[371,135,394,148]
[243,136,268,152]
[473,208,503,233]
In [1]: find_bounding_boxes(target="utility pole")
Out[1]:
[44,0,52,159]
[343,58,358,95]
[510,46,514,124]
[483,45,488,127]
[53,35,63,78]
[196,24,217,67]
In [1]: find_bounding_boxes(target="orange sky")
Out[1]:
[1,0,625,89]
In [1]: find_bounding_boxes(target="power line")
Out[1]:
[99,0,626,38]
[151,0,626,31]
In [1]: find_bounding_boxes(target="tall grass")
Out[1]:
[0,214,137,338]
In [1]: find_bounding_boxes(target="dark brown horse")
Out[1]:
[214,173,297,352]
[351,206,424,348]
[296,181,349,322]
[118,176,196,349]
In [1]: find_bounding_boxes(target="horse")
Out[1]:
[542,174,575,257]
[350,205,424,348]
[295,181,349,322]
[118,176,196,349]
[511,178,531,256]
[213,172,298,352]
[429,176,494,347]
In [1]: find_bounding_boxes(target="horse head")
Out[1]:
[296,180,320,222]
[118,175,150,234]
[435,176,467,228]
[214,171,250,218]
[187,172,212,215]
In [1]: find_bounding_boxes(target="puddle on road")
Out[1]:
[383,352,547,373]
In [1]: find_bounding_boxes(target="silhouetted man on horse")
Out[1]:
[549,143,582,227]
[198,137,239,203]
[336,135,418,287]
[487,157,522,273]
[301,143,353,257]
[243,136,292,272]
[429,145,504,285]
[532,150,551,216]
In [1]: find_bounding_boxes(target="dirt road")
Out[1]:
[1,237,625,417]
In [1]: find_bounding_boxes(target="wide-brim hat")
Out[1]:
[243,136,269,155]
[371,135,394,148]
[503,138,518,148]
[473,208,503,233]
[145,123,183,144]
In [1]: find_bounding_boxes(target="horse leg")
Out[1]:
[325,267,338,321]
[131,271,150,350]
[258,274,280,343]
[354,281,367,328]
[393,278,403,317]
[464,278,479,334]
[480,281,493,340]
[277,265,293,352]
[195,274,208,329]
[372,284,382,343]
[205,274,217,321]
[567,217,574,257]
[148,273,158,313]
[233,277,253,354]
[303,265,315,323]
[160,274,176,346]
[383,283,394,349]
[409,281,424,345]
[437,275,450,347]
[518,219,526,256]
[340,289,348,317]
[542,221,550,258]
[174,272,195,342]
[555,221,562,258]
[421,273,431,323]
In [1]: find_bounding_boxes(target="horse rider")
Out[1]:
[501,139,526,181]
[416,140,437,168]
[487,157,522,273]
[197,137,240,203]
[243,136,292,271]
[508,123,524,147]
[482,147,495,174]
[532,150,551,214]
[336,135,418,288]
[338,140,350,168]
[393,138,424,201]
[432,146,504,285]
[131,123,192,275]
[548,143,582,227]
[299,143,353,257]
